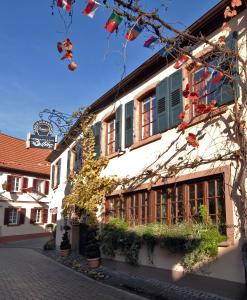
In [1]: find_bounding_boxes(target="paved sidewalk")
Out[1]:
[1,238,245,300]
[0,247,147,300]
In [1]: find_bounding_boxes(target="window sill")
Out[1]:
[187,105,228,128]
[52,185,58,191]
[7,224,21,227]
[130,134,162,151]
[106,151,126,160]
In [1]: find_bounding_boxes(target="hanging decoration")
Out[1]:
[82,0,100,18]
[57,0,72,12]
[125,24,143,41]
[211,71,224,84]
[231,0,242,7]
[104,12,123,33]
[144,36,159,48]
[174,54,189,69]
[57,38,77,71]
[159,42,174,58]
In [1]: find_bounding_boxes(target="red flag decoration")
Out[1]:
[125,24,143,41]
[82,0,100,18]
[174,54,189,69]
[211,71,224,84]
[144,36,159,48]
[104,12,123,33]
[57,0,72,12]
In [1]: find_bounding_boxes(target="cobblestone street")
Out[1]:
[0,245,146,300]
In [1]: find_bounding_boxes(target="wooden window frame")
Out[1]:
[138,89,156,141]
[106,176,226,235]
[106,116,116,156]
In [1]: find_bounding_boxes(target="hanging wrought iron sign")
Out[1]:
[30,120,55,149]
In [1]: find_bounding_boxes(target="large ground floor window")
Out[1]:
[105,175,225,232]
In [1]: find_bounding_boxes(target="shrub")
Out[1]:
[100,220,226,270]
[60,230,71,250]
[86,227,101,259]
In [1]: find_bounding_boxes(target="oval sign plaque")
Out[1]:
[33,120,53,136]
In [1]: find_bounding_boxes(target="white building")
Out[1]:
[0,133,54,242]
[47,0,246,289]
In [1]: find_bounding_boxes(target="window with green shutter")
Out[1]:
[155,70,182,132]
[115,105,122,152]
[125,100,134,148]
[169,69,183,128]
[155,77,169,133]
[93,122,101,158]
[66,150,71,178]
[56,159,61,186]
[192,31,238,111]
[51,165,55,189]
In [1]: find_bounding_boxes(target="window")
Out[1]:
[34,209,42,223]
[51,159,61,189]
[73,143,83,173]
[4,207,25,226]
[36,180,43,193]
[141,94,157,140]
[190,30,238,117]
[107,118,116,155]
[129,194,139,226]
[106,191,149,226]
[105,176,226,233]
[8,208,18,225]
[106,196,126,221]
[7,176,21,192]
[30,208,48,224]
[155,176,225,232]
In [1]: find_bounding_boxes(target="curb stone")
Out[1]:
[40,250,232,300]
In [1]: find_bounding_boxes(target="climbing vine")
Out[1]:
[63,112,120,218]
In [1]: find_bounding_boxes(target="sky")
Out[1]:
[0,0,220,139]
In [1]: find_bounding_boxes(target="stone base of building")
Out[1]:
[0,232,50,243]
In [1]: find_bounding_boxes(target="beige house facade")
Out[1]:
[47,0,246,287]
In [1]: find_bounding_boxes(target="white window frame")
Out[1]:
[8,208,19,225]
[11,177,20,192]
[34,209,42,224]
[36,180,44,193]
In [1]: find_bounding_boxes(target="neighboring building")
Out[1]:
[47,0,245,287]
[0,133,54,242]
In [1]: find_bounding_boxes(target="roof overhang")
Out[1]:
[47,0,245,163]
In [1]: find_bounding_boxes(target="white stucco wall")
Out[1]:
[48,10,247,283]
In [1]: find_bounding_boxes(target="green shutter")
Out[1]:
[169,69,183,128]
[155,77,169,133]
[125,100,134,148]
[219,31,238,105]
[93,122,101,158]
[57,159,61,186]
[74,143,82,172]
[67,150,71,178]
[51,165,55,189]
[115,105,122,152]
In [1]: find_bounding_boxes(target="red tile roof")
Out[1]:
[0,133,51,176]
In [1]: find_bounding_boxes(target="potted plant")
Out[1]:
[60,225,71,257]
[86,227,101,268]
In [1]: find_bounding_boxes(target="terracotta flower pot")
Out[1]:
[60,249,71,257]
[87,257,100,268]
